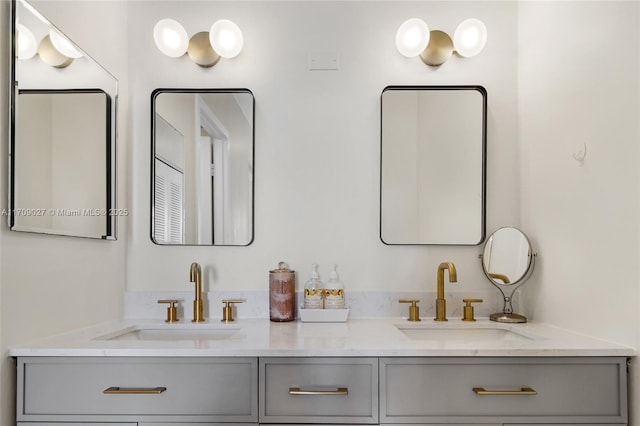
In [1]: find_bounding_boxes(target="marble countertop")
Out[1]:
[9,317,635,357]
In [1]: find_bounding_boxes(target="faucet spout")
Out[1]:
[435,262,457,321]
[189,262,204,322]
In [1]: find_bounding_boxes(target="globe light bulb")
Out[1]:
[49,29,83,59]
[453,18,487,58]
[153,19,189,58]
[17,24,37,60]
[395,18,430,58]
[209,19,243,59]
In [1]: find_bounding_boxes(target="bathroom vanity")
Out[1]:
[12,318,632,425]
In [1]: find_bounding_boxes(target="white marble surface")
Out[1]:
[10,317,635,358]
[11,290,633,358]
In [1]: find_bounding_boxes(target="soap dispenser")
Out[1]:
[324,264,345,309]
[303,263,324,309]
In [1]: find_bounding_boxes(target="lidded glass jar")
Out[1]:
[269,261,296,322]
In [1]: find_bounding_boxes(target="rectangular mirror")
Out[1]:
[380,86,486,245]
[151,89,255,246]
[9,0,118,239]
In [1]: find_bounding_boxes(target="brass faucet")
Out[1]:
[189,262,205,322]
[488,272,510,284]
[435,262,457,321]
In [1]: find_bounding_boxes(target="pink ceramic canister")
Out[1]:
[269,262,296,322]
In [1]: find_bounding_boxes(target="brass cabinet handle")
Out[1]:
[473,386,537,395]
[103,386,167,394]
[288,387,349,395]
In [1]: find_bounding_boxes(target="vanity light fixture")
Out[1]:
[153,18,244,67]
[395,17,487,66]
[16,25,81,68]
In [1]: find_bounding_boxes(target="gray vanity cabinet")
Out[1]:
[380,357,628,425]
[16,356,628,426]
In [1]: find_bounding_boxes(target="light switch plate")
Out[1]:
[308,51,339,70]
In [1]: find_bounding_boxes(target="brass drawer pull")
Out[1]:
[473,386,537,395]
[103,386,167,394]
[289,387,349,396]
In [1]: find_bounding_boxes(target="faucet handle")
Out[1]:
[462,298,483,322]
[221,299,245,323]
[399,299,421,322]
[158,299,180,323]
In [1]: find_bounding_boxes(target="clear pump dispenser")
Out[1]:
[325,264,345,309]
[303,263,325,309]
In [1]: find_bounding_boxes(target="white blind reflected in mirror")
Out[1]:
[154,160,184,245]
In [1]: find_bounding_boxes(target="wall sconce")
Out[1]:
[153,18,243,67]
[17,25,82,68]
[395,18,487,66]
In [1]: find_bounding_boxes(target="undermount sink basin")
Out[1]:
[95,324,242,342]
[395,324,536,341]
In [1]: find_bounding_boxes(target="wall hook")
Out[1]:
[572,143,587,165]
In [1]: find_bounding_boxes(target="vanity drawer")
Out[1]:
[17,357,258,422]
[380,357,627,424]
[260,357,378,423]
[18,424,136,426]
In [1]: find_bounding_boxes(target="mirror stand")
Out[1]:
[481,253,536,323]
[480,227,537,324]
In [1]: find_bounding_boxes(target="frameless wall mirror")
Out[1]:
[481,227,537,323]
[380,85,486,245]
[151,89,255,246]
[9,0,118,239]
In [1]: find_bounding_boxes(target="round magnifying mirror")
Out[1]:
[481,227,536,323]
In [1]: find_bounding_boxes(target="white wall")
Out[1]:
[127,1,519,296]
[519,0,639,352]
[0,1,129,424]
[517,1,640,422]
